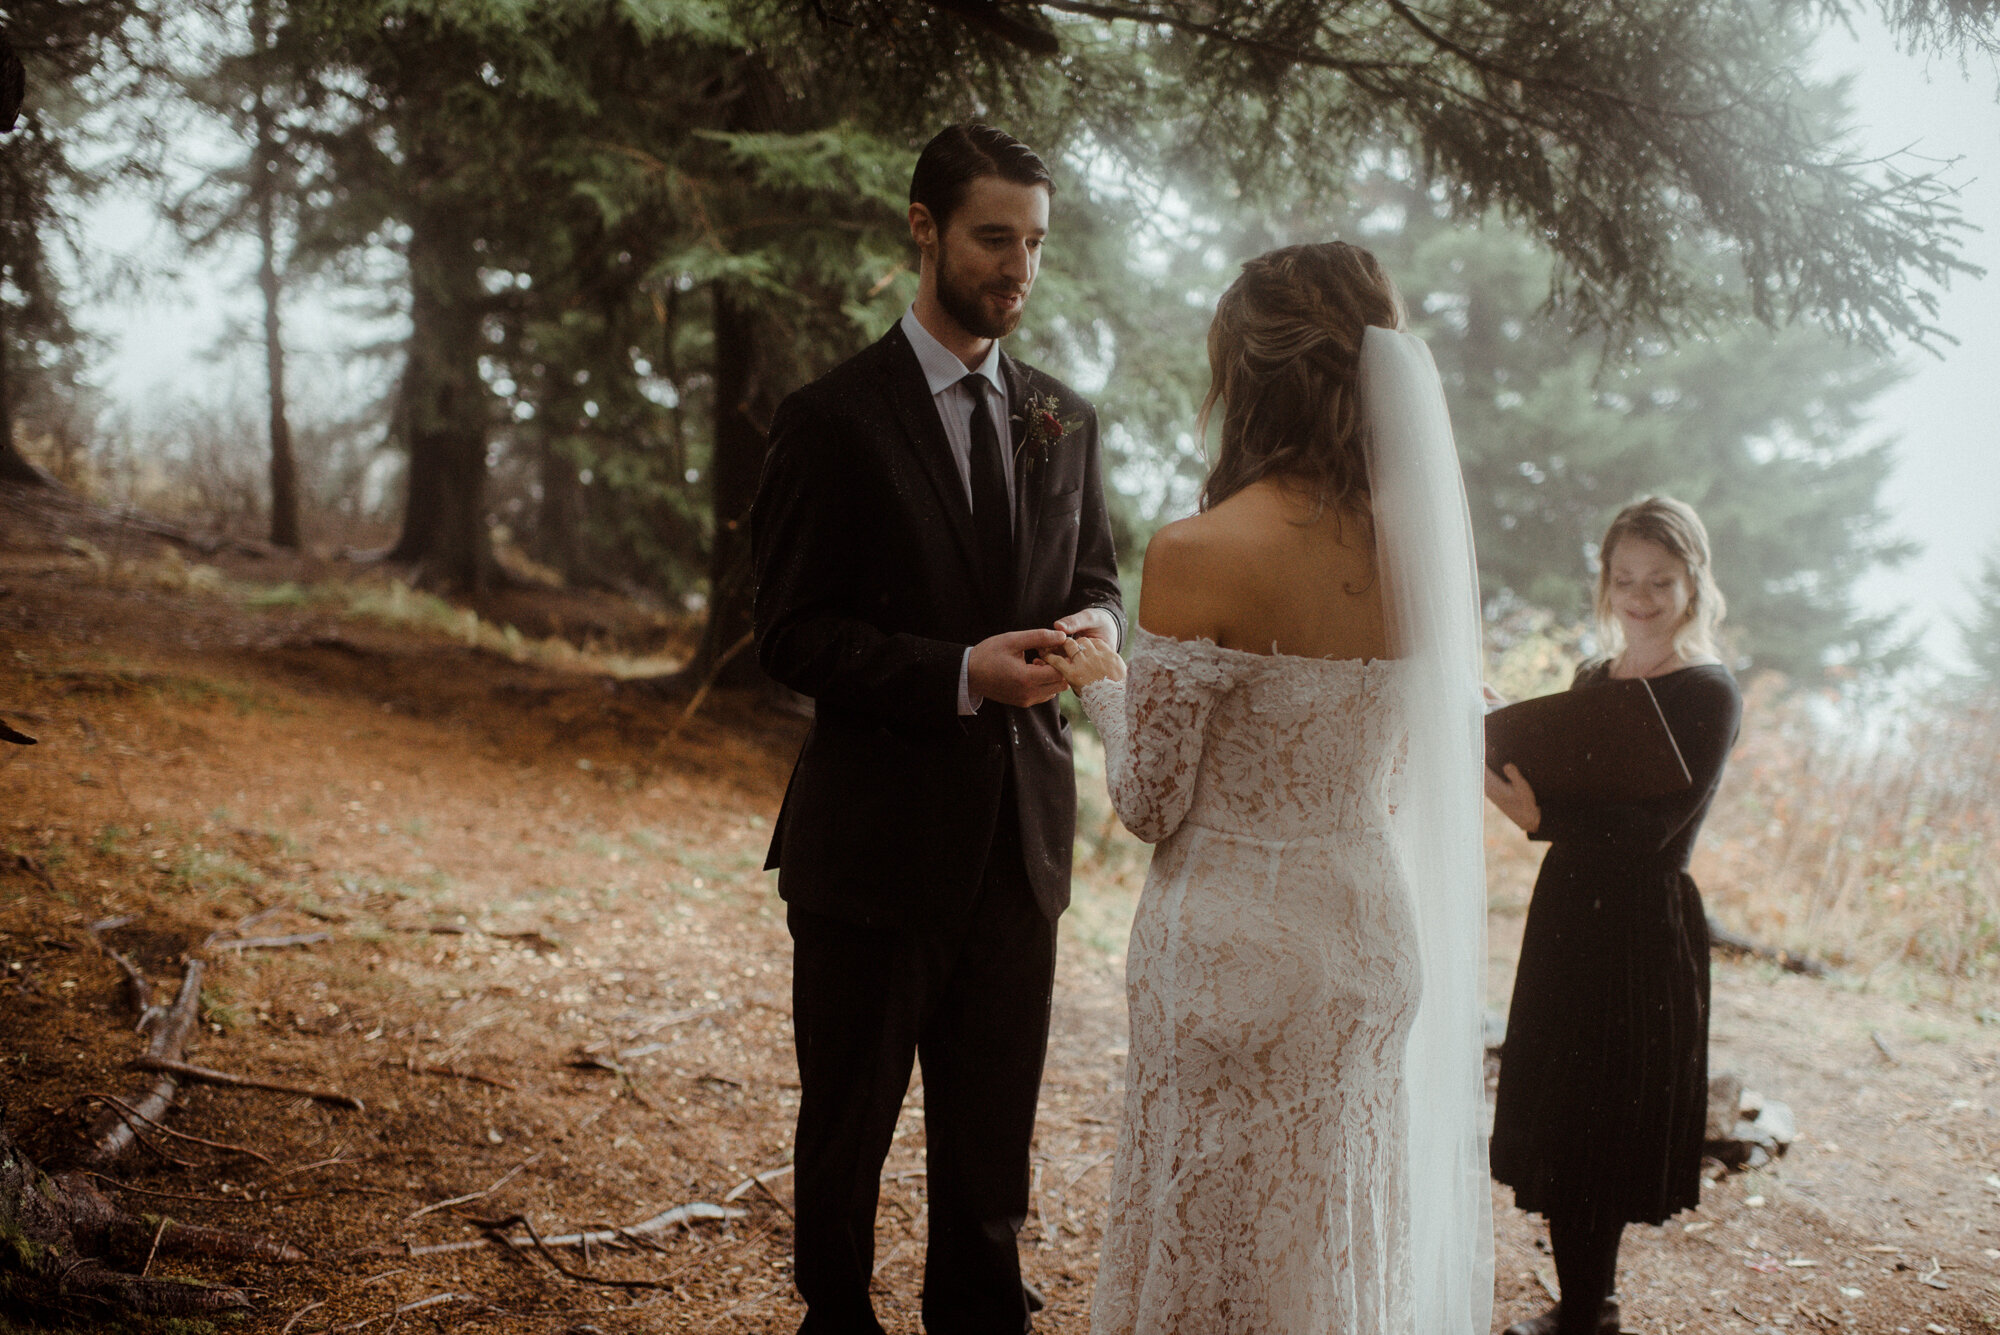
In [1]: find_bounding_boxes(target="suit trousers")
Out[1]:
[787,784,1058,1335]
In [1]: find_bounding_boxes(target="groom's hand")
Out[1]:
[1054,607,1118,646]
[970,628,1069,708]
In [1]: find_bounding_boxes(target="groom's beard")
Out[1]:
[936,236,1027,341]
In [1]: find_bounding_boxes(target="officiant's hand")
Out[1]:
[1047,635,1125,690]
[1484,762,1541,834]
[971,628,1070,707]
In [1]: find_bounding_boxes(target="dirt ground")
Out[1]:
[1,490,1996,1334]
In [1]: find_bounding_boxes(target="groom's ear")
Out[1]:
[907,202,939,255]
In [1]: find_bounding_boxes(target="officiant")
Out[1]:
[1484,497,1744,1335]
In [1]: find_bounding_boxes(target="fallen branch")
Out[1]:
[1706,915,1831,978]
[268,1151,366,1182]
[84,1098,199,1170]
[90,1174,395,1208]
[398,1057,519,1091]
[0,1122,296,1315]
[313,1291,477,1334]
[212,932,330,953]
[667,629,756,741]
[134,1057,365,1111]
[80,1172,262,1207]
[406,1150,543,1221]
[80,961,205,1170]
[100,946,158,1030]
[406,1201,746,1257]
[200,905,290,953]
[138,1214,169,1277]
[82,1091,275,1165]
[722,1163,796,1220]
[491,1212,677,1290]
[278,1299,326,1334]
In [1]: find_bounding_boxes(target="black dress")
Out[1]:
[1489,660,1742,1229]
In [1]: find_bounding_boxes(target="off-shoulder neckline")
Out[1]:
[1129,624,1403,669]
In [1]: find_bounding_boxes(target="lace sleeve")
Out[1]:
[1076,630,1236,844]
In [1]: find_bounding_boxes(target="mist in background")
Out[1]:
[73,14,2000,673]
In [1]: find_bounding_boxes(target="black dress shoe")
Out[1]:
[1502,1297,1621,1335]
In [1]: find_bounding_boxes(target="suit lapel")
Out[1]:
[877,325,981,583]
[1002,352,1042,607]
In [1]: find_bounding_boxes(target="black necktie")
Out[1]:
[964,374,1014,615]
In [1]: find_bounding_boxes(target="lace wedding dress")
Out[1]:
[1078,630,1422,1333]
[1077,328,1492,1335]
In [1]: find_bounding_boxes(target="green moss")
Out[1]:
[198,988,251,1032]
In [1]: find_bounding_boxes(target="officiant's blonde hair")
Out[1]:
[1198,242,1404,518]
[1594,496,1726,659]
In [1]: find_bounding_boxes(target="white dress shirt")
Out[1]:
[900,306,1014,714]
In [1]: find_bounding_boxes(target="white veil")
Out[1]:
[1360,326,1494,1334]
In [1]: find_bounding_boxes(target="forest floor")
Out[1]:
[1,490,1997,1335]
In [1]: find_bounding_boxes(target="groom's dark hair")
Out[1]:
[910,123,1055,231]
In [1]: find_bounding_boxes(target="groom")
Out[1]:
[751,123,1123,1334]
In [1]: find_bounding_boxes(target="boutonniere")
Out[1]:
[1012,390,1082,479]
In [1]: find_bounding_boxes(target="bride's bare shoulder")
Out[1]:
[1137,512,1246,642]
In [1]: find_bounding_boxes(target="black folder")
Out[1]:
[1484,677,1691,804]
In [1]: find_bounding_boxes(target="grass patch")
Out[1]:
[323,577,681,678]
[169,847,262,894]
[1702,682,2000,1005]
[199,986,252,1032]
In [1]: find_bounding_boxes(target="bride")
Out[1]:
[1049,242,1492,1334]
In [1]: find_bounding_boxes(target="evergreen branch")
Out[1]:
[1034,0,1414,74]
[923,0,1063,53]
[1374,0,1724,120]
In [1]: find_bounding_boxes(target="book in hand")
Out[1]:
[1484,677,1691,804]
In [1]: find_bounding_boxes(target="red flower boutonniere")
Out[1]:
[1013,390,1082,479]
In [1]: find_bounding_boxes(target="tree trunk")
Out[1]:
[671,55,787,690]
[252,0,298,548]
[0,956,301,1316]
[0,297,44,487]
[0,162,47,489]
[0,1131,257,1317]
[538,435,584,583]
[386,184,489,591]
[682,282,778,687]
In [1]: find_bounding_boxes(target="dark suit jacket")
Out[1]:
[751,323,1124,926]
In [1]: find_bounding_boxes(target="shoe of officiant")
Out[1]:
[1503,1296,1621,1335]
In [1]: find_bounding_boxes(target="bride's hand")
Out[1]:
[1046,636,1126,689]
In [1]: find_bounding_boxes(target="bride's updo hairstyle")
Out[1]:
[1594,495,1727,660]
[1198,241,1405,515]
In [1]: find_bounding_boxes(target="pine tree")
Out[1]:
[0,1,147,488]
[1382,203,1920,676]
[170,0,309,546]
[1959,543,2000,686]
